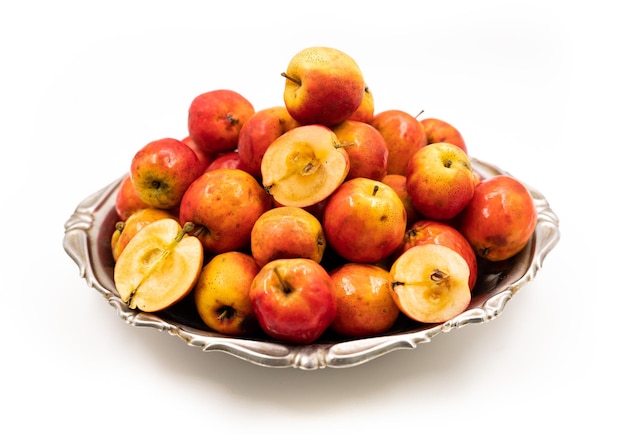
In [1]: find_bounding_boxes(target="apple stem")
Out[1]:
[176,222,196,243]
[372,185,380,197]
[115,221,125,232]
[414,109,425,119]
[217,306,236,321]
[281,72,301,86]
[272,267,293,295]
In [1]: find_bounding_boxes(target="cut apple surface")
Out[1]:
[389,244,471,324]
[113,218,203,312]
[261,125,349,208]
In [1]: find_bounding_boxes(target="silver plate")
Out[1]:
[63,157,560,370]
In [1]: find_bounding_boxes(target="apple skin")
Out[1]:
[405,142,475,221]
[458,175,537,262]
[130,137,204,210]
[188,89,255,155]
[395,219,478,291]
[332,120,389,181]
[371,109,428,175]
[420,117,467,154]
[329,263,399,338]
[323,177,407,264]
[237,106,300,179]
[381,173,420,227]
[194,251,260,336]
[115,174,150,221]
[346,84,374,124]
[178,168,272,254]
[249,258,337,344]
[204,151,244,172]
[282,46,365,127]
[250,206,326,267]
[181,135,213,172]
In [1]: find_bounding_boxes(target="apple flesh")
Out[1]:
[389,244,471,324]
[261,124,349,208]
[249,258,337,344]
[458,175,537,262]
[113,218,203,312]
[194,251,260,336]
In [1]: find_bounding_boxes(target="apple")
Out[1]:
[250,206,326,267]
[249,258,337,344]
[181,135,213,172]
[332,119,389,181]
[204,151,244,172]
[370,109,428,175]
[194,251,260,336]
[178,168,272,254]
[420,117,467,154]
[281,46,365,127]
[261,124,350,208]
[187,89,255,155]
[405,142,475,221]
[113,218,203,312]
[237,106,300,179]
[323,177,407,263]
[329,263,399,338]
[130,137,204,210]
[381,173,420,227]
[111,207,178,262]
[114,174,150,221]
[389,244,471,324]
[395,219,478,291]
[458,174,537,262]
[347,84,374,124]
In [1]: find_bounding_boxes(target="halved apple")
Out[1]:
[389,244,471,324]
[113,218,203,312]
[261,124,349,208]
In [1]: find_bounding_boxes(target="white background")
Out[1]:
[2,1,623,433]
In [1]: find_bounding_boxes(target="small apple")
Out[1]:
[115,174,150,221]
[204,151,244,172]
[420,117,467,154]
[323,177,407,264]
[250,206,326,267]
[187,89,255,155]
[130,137,204,210]
[281,46,365,127]
[381,174,420,227]
[347,84,374,124]
[332,119,389,181]
[113,218,204,312]
[458,175,537,262]
[371,109,428,175]
[261,124,350,208]
[179,168,272,254]
[249,258,337,344]
[389,244,471,324]
[329,263,399,338]
[396,219,478,291]
[181,135,213,172]
[194,251,260,336]
[111,207,178,262]
[237,106,300,179]
[405,142,475,221]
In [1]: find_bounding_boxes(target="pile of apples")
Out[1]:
[110,46,538,345]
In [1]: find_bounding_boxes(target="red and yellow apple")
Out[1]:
[347,84,374,124]
[249,258,337,344]
[332,119,389,181]
[115,174,150,221]
[420,117,467,154]
[381,173,420,227]
[204,151,244,172]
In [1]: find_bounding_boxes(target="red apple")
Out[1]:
[115,174,150,221]
[332,119,389,181]
[187,89,255,155]
[420,117,468,154]
[249,258,337,344]
[130,137,204,210]
[204,151,244,172]
[181,135,213,172]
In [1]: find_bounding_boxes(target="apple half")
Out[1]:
[261,124,349,208]
[113,218,203,312]
[389,244,471,324]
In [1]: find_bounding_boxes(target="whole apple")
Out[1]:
[130,137,204,210]
[249,258,337,344]
[323,177,407,264]
[420,117,468,154]
[115,174,150,221]
[332,119,389,181]
[405,142,475,221]
[204,151,245,172]
[282,46,365,127]
[458,174,537,262]
[187,89,255,155]
[347,84,375,124]
[178,168,272,254]
[381,173,420,227]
